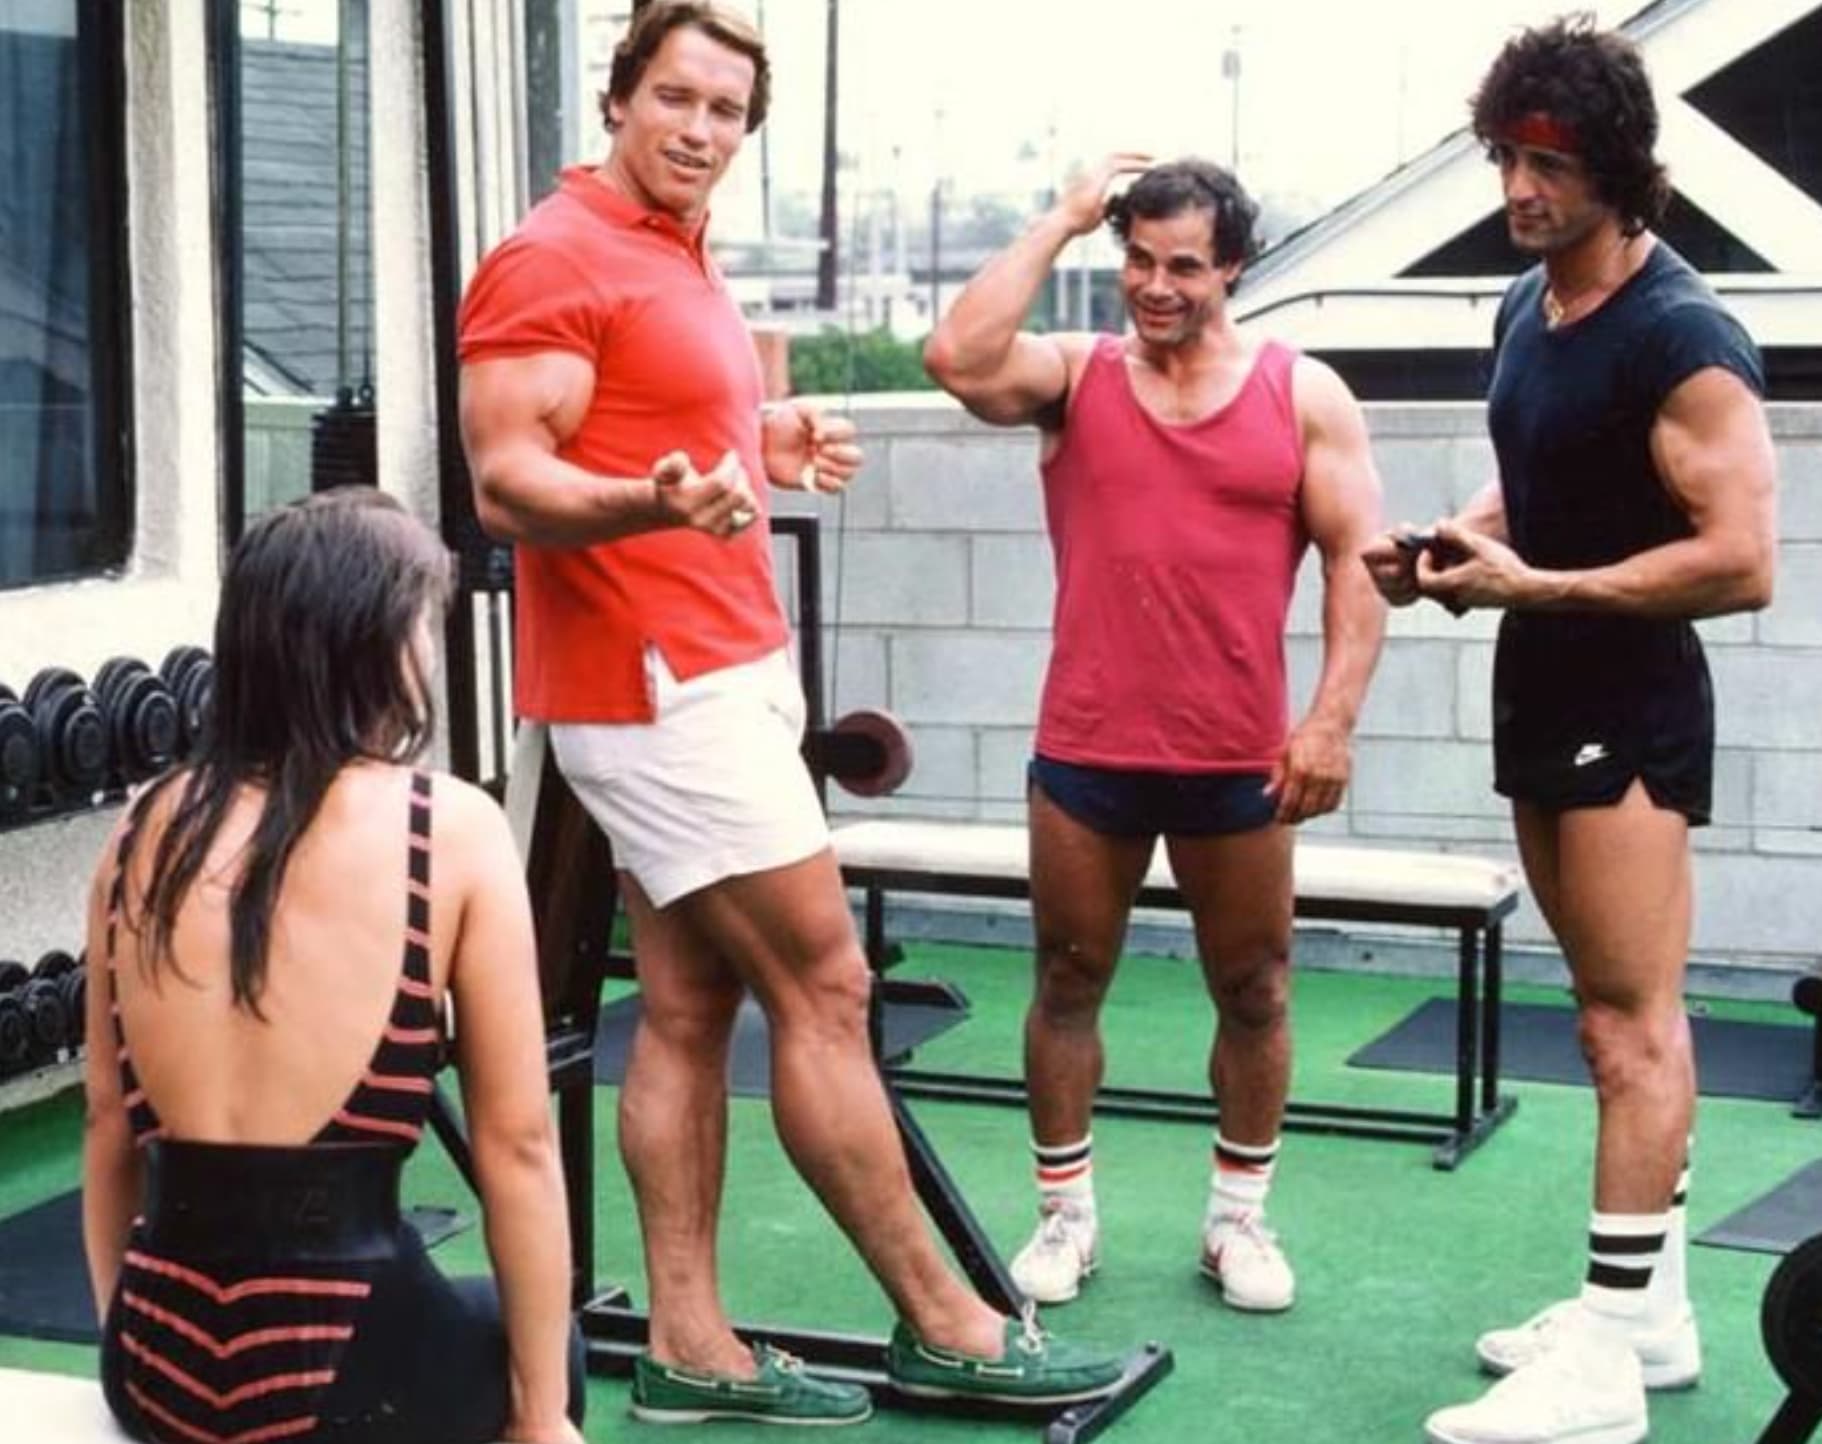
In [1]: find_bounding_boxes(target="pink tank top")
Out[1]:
[1034,335,1306,771]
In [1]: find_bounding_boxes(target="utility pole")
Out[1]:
[929,109,944,324]
[1223,27,1241,172]
[757,0,771,240]
[814,0,839,311]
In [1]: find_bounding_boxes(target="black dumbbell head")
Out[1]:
[0,688,37,809]
[0,994,28,1077]
[0,960,27,994]
[32,949,79,981]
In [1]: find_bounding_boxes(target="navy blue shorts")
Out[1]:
[1029,755,1276,839]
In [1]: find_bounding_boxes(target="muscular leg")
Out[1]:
[1515,783,1695,1214]
[1025,785,1157,1144]
[668,849,1007,1359]
[1164,825,1294,1145]
[617,874,749,1374]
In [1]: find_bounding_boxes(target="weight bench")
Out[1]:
[0,1368,123,1441]
[831,819,1524,1170]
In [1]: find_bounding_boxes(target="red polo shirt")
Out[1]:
[457,167,787,722]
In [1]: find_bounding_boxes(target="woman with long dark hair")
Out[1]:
[82,489,586,1444]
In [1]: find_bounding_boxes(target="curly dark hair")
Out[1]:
[599,0,770,136]
[1104,158,1261,291]
[1469,14,1669,235]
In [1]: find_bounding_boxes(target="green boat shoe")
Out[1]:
[630,1343,873,1426]
[885,1307,1126,1405]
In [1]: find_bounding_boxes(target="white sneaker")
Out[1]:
[1426,1321,1647,1444]
[1477,1297,1702,1390]
[1199,1213,1295,1312]
[1009,1203,1097,1305]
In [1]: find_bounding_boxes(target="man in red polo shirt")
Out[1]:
[457,1,1122,1427]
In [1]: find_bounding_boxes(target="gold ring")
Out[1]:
[729,506,757,533]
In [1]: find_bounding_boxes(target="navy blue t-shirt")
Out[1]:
[1484,241,1763,819]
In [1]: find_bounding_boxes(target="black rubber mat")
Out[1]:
[593,990,969,1096]
[1698,1158,1822,1256]
[1348,997,1812,1103]
[0,1192,468,1345]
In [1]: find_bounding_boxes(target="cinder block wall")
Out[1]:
[774,395,1822,979]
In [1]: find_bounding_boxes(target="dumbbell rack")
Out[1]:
[0,648,212,834]
[0,950,89,1110]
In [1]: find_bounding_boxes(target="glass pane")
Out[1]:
[0,0,128,588]
[238,0,375,520]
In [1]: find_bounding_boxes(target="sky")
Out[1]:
[744,0,1636,217]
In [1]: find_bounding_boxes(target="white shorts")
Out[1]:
[550,646,829,909]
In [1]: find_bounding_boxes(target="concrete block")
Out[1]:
[1285,551,1325,637]
[1457,643,1495,741]
[1710,747,1754,830]
[1690,852,1822,959]
[1777,440,1822,541]
[1751,751,1822,836]
[978,727,1037,801]
[971,535,1055,629]
[897,725,977,806]
[1351,739,1505,819]
[1448,437,1501,508]
[1350,811,1518,846]
[827,631,889,717]
[1357,642,1459,739]
[1385,601,1500,643]
[891,436,1046,532]
[1694,611,1754,646]
[890,632,1050,725]
[1755,545,1822,647]
[823,534,968,628]
[1370,438,1455,525]
[1711,650,1822,749]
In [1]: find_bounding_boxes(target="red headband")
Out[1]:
[1499,111,1581,155]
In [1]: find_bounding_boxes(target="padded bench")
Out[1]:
[0,1369,122,1440]
[831,819,1525,1169]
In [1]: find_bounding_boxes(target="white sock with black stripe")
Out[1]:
[1646,1150,1692,1320]
[1581,1210,1669,1329]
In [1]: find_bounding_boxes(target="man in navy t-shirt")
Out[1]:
[1364,18,1777,1444]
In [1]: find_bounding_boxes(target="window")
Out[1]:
[0,0,130,589]
[230,0,376,528]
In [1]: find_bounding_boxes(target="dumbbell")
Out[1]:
[804,709,917,797]
[23,667,109,802]
[160,647,214,758]
[33,950,85,1050]
[0,962,28,1078]
[0,684,39,823]
[92,657,180,783]
[16,969,68,1064]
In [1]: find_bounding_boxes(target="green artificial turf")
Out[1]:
[0,942,1812,1441]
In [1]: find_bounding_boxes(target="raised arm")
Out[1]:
[444,782,582,1444]
[460,351,755,548]
[1273,359,1387,823]
[81,829,143,1322]
[924,153,1149,426]
[1421,368,1775,618]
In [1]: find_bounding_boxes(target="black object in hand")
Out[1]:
[1393,531,1472,567]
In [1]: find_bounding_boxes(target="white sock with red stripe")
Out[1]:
[1208,1133,1279,1225]
[1032,1136,1095,1218]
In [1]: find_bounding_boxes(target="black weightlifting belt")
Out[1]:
[140,1139,405,1263]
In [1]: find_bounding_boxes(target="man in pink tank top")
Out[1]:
[926,157,1386,1313]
